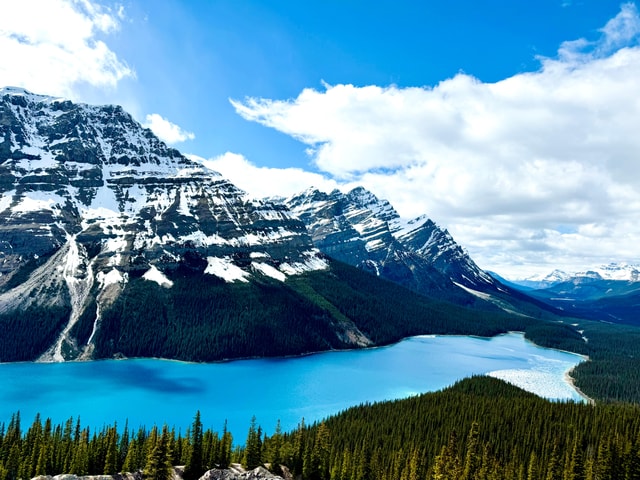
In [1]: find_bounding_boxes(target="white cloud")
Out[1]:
[0,0,133,98]
[143,113,195,144]
[231,4,640,278]
[192,152,339,199]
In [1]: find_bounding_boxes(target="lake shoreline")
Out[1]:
[564,365,595,405]
[1,332,586,438]
[23,331,592,405]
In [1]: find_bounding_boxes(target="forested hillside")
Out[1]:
[85,260,544,362]
[2,377,639,480]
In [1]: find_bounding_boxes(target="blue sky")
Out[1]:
[1,0,639,278]
[97,0,627,167]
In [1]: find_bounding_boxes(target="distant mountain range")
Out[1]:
[495,264,640,326]
[0,87,577,362]
[508,264,640,289]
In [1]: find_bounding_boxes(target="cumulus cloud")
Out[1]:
[191,152,340,199]
[0,0,133,98]
[143,113,195,144]
[231,4,640,277]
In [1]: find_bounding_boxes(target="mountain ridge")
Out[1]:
[0,87,568,363]
[0,87,338,361]
[281,186,558,319]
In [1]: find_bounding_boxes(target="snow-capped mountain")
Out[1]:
[0,88,566,364]
[510,264,640,290]
[581,263,640,282]
[508,270,573,290]
[505,263,640,326]
[0,87,331,361]
[283,187,527,310]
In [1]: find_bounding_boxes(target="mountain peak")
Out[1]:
[0,86,66,104]
[283,186,500,300]
[0,91,331,361]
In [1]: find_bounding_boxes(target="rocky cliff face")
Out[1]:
[0,87,327,361]
[283,187,501,303]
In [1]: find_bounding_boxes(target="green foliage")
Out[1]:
[184,411,204,480]
[94,270,343,362]
[93,259,551,364]
[298,376,640,480]
[292,260,536,344]
[0,306,70,361]
[144,425,173,480]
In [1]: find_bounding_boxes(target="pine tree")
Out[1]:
[122,438,139,473]
[218,421,232,468]
[265,420,283,474]
[565,435,584,480]
[5,443,20,480]
[144,426,173,480]
[184,411,204,480]
[243,416,262,470]
[527,451,539,480]
[432,431,461,480]
[119,421,130,472]
[625,436,640,480]
[103,426,118,475]
[546,439,562,480]
[310,422,330,480]
[59,417,74,474]
[340,448,352,480]
[462,422,481,480]
[594,439,613,480]
[407,448,422,480]
[290,418,305,476]
[69,430,89,475]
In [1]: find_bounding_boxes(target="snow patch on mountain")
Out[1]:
[205,257,251,283]
[97,268,127,288]
[252,262,286,282]
[279,252,330,275]
[143,265,174,288]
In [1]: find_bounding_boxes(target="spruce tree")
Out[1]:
[310,422,330,480]
[69,430,89,475]
[526,451,539,480]
[265,420,283,474]
[243,416,262,470]
[144,426,173,480]
[103,426,118,475]
[184,411,204,480]
[462,422,480,480]
[218,421,232,468]
[122,439,139,473]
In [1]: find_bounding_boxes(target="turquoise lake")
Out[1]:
[0,333,586,439]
